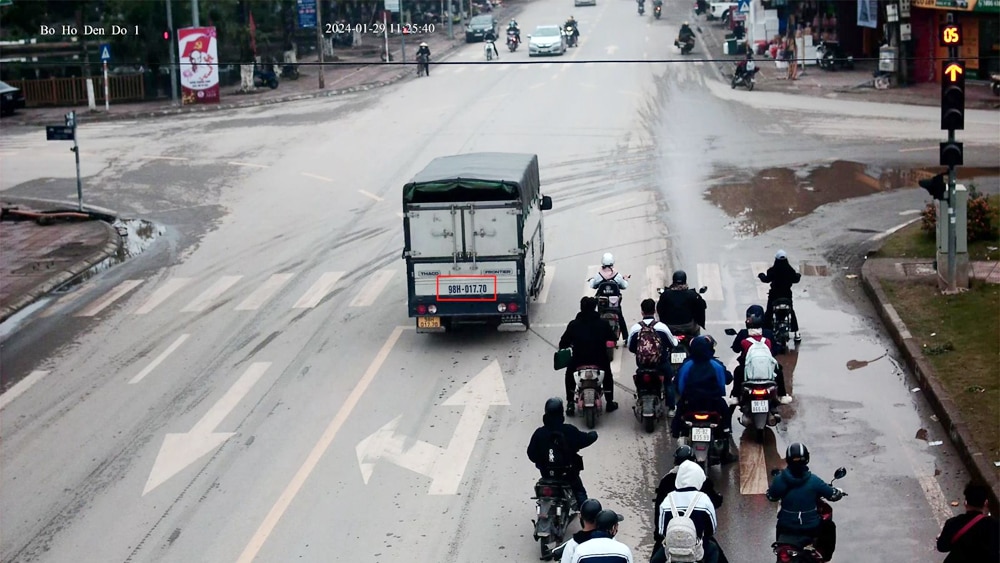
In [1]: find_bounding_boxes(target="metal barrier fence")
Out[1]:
[6,74,145,107]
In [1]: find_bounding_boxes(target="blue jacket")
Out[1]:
[766,467,836,530]
[676,337,729,400]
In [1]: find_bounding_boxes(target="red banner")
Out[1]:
[178,27,220,105]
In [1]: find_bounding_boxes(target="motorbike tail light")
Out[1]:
[508,302,518,312]
[677,335,686,342]
[751,388,768,396]
[693,413,709,421]
[776,548,796,562]
[416,304,427,314]
[541,486,554,497]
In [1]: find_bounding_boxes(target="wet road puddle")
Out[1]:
[706,161,1000,237]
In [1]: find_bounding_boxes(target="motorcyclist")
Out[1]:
[627,298,679,416]
[679,21,696,42]
[636,0,645,13]
[559,498,603,563]
[652,0,663,10]
[671,335,732,439]
[656,270,707,337]
[507,19,521,44]
[766,443,844,561]
[416,42,431,75]
[527,397,599,508]
[758,250,802,341]
[590,252,630,340]
[734,50,756,80]
[653,446,723,551]
[483,28,499,58]
[564,16,580,42]
[651,461,730,563]
[559,297,619,415]
[728,305,791,409]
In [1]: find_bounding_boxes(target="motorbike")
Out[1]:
[253,65,279,89]
[674,35,695,55]
[574,366,604,429]
[564,26,578,47]
[416,53,430,77]
[656,285,709,373]
[637,0,645,15]
[632,368,664,433]
[532,474,578,559]
[771,298,795,353]
[507,30,520,52]
[771,467,848,562]
[731,60,759,91]
[679,410,730,474]
[485,40,496,60]
[724,327,782,444]
[654,3,662,18]
[816,41,854,70]
[591,277,627,360]
[280,63,299,80]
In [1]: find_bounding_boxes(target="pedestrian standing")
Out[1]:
[936,482,1000,562]
[785,35,798,81]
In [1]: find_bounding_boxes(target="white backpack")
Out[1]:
[664,492,705,562]
[744,337,778,382]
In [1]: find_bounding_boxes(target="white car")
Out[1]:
[528,25,566,56]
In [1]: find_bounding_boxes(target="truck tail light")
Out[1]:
[417,304,427,314]
[508,302,518,312]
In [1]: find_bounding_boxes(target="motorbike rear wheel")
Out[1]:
[755,427,766,444]
[746,78,754,91]
[644,416,656,433]
[584,406,597,429]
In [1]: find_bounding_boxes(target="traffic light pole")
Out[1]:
[165,0,178,104]
[946,42,958,292]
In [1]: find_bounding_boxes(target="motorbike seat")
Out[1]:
[773,534,817,550]
[537,473,575,485]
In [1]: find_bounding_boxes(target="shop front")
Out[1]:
[759,0,880,58]
[910,0,1000,82]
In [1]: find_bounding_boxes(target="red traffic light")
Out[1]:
[919,173,948,201]
[939,23,962,47]
[163,30,171,40]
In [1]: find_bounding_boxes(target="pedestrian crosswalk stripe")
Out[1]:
[536,265,555,304]
[135,277,192,315]
[0,370,49,411]
[181,275,243,312]
[697,262,724,301]
[235,273,296,311]
[583,265,599,298]
[350,269,396,307]
[589,196,641,214]
[750,262,770,301]
[293,271,344,309]
[76,279,144,317]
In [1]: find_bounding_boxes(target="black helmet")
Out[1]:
[785,442,810,465]
[745,304,765,328]
[672,270,687,285]
[673,445,696,466]
[544,397,564,416]
[580,499,602,523]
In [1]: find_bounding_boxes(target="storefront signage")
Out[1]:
[940,23,963,46]
[912,0,1000,12]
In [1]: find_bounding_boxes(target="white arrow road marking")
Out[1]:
[135,277,192,315]
[696,263,723,301]
[536,265,556,304]
[355,360,510,494]
[130,334,189,384]
[76,280,144,317]
[143,361,271,495]
[293,272,344,309]
[750,262,770,301]
[0,370,49,411]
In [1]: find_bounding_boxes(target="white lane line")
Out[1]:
[181,275,243,312]
[883,408,953,527]
[301,172,334,182]
[696,263,724,301]
[739,438,769,494]
[646,265,665,301]
[228,161,269,169]
[135,277,193,315]
[350,270,396,307]
[235,273,296,311]
[868,217,922,242]
[75,280,144,317]
[0,370,49,411]
[235,326,408,563]
[750,262,770,301]
[898,209,922,216]
[536,266,556,304]
[898,146,938,153]
[129,334,190,384]
[358,190,384,202]
[140,155,189,161]
[293,272,344,309]
[583,265,599,298]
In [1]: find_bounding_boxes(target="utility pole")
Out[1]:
[191,0,200,26]
[447,0,453,39]
[166,0,178,103]
[316,0,326,88]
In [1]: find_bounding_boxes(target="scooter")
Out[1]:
[563,25,578,47]
[679,410,730,474]
[531,473,578,559]
[253,65,279,89]
[731,60,759,90]
[724,327,782,444]
[816,41,854,70]
[485,40,496,60]
[633,368,664,433]
[674,35,695,54]
[507,30,520,52]
[574,366,605,429]
[771,467,848,562]
[654,3,662,19]
[637,0,645,15]
[771,298,795,353]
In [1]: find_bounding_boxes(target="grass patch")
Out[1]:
[878,194,1000,261]
[882,280,1000,461]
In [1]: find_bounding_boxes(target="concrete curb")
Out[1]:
[0,220,121,325]
[860,258,1000,509]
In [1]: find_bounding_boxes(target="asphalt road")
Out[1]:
[1,0,998,562]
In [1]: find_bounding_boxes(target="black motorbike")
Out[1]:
[675,35,695,55]
[280,63,299,80]
[816,41,854,70]
[253,65,279,89]
[633,368,664,433]
[654,2,662,18]
[772,467,848,562]
[637,1,645,15]
[680,410,730,474]
[771,298,794,353]
[532,473,578,559]
[731,60,759,91]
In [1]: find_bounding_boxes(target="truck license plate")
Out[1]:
[444,280,495,296]
[751,400,769,413]
[691,427,712,442]
[671,352,687,364]
[417,316,441,328]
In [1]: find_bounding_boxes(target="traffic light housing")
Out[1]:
[919,173,948,201]
[940,141,964,167]
[941,61,965,131]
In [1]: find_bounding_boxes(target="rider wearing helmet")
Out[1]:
[589,252,630,340]
[527,398,599,507]
[758,250,802,341]
[679,21,695,41]
[560,297,619,415]
[656,269,707,337]
[671,335,733,439]
[767,443,845,560]
[507,19,521,43]
[564,16,580,41]
[558,498,603,562]
[728,305,791,407]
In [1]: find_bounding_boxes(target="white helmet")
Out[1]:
[601,253,614,267]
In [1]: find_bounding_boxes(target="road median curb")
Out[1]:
[861,258,1000,509]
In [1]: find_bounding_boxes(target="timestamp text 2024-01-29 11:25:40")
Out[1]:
[324,23,437,36]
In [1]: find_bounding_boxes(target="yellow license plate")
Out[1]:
[418,316,441,328]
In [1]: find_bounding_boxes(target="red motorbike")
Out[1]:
[771,467,848,562]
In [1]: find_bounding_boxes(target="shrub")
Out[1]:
[919,185,999,242]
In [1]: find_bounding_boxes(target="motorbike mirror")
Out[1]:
[698,286,708,294]
[540,195,553,211]
[657,287,665,295]
[834,467,847,480]
[724,328,737,336]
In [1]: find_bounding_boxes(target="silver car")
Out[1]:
[527,25,566,56]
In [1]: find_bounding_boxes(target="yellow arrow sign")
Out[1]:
[944,63,964,82]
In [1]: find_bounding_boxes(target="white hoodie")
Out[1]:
[658,460,718,537]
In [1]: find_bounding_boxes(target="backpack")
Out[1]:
[635,322,663,366]
[744,337,778,382]
[664,492,705,562]
[545,431,575,471]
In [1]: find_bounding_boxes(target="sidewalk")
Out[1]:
[861,258,999,510]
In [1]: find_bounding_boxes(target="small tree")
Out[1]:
[920,185,999,243]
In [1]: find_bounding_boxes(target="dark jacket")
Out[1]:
[564,20,579,35]
[559,310,616,372]
[416,46,431,58]
[484,30,497,42]
[676,337,730,401]
[766,467,837,531]
[937,511,1000,563]
[657,285,707,328]
[759,260,801,300]
[679,25,695,40]
[526,411,598,473]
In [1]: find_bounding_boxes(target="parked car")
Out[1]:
[465,14,497,42]
[707,2,736,22]
[528,25,567,56]
[0,81,26,116]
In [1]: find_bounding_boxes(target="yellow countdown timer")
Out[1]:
[940,23,962,47]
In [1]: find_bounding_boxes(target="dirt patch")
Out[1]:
[705,160,1000,237]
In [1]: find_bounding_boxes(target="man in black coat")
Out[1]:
[936,481,1000,563]
[758,250,802,337]
[656,270,706,336]
[527,398,599,507]
[559,296,618,415]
